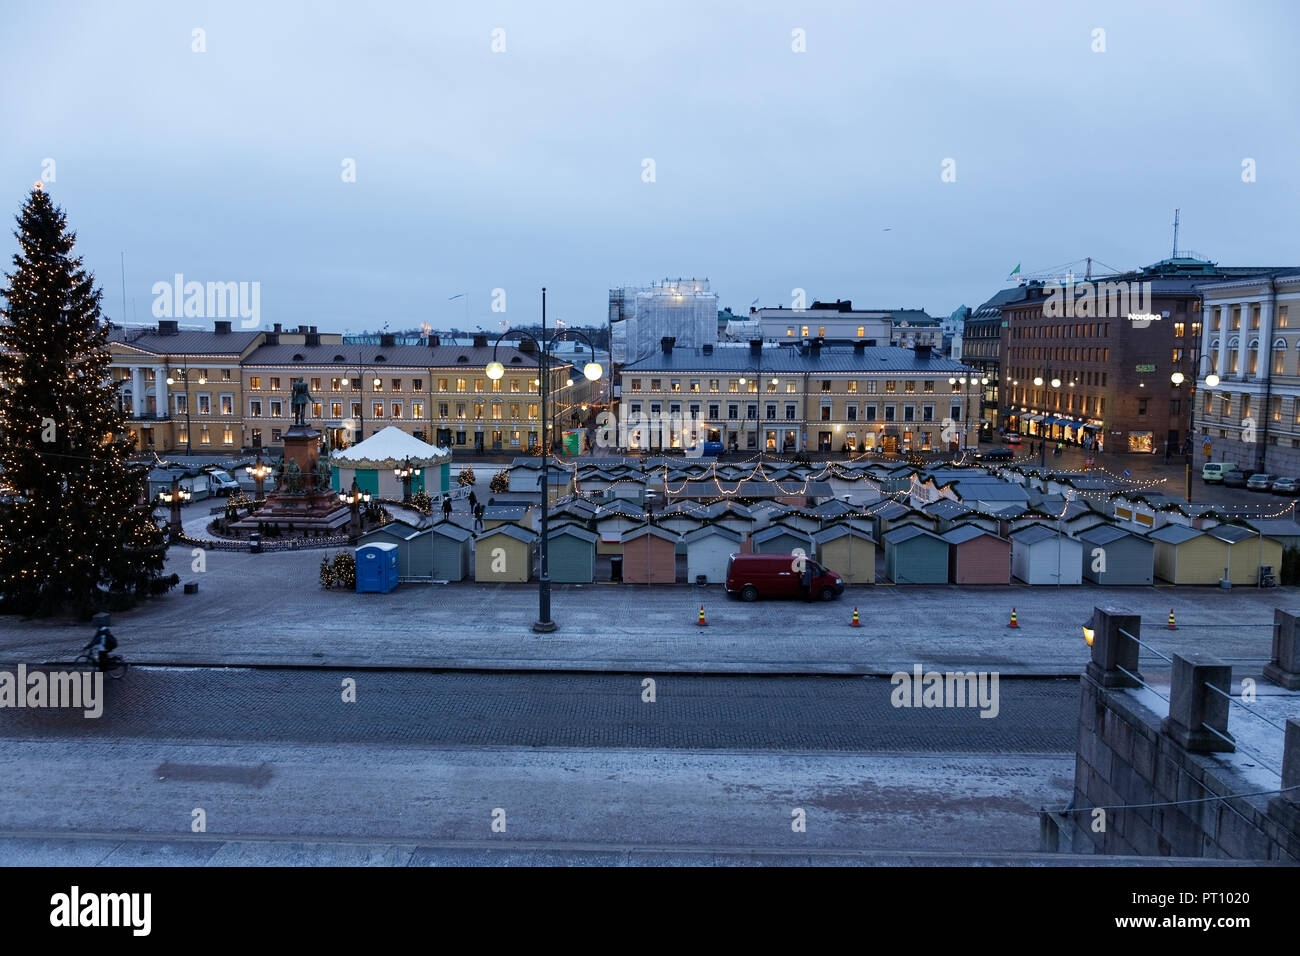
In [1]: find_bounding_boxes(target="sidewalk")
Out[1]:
[0,545,1292,677]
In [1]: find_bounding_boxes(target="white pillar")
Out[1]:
[1216,305,1229,380]
[131,366,145,415]
[1258,297,1274,381]
[154,365,169,418]
[1234,304,1248,381]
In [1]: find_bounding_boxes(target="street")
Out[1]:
[0,669,1078,859]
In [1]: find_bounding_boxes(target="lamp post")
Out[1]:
[737,364,767,455]
[338,477,370,537]
[394,456,421,503]
[159,474,191,537]
[948,375,989,455]
[1034,370,1062,468]
[1178,346,1222,501]
[246,452,272,501]
[165,361,206,455]
[485,287,603,633]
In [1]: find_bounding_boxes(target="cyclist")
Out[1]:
[85,623,118,671]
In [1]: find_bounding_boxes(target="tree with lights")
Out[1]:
[0,185,171,617]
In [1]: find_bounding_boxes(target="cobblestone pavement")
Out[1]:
[0,669,1078,752]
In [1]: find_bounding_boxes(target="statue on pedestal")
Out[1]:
[291,380,316,427]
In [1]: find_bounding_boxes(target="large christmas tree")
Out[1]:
[0,185,171,617]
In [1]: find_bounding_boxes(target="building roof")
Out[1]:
[620,524,678,544]
[1077,524,1138,545]
[751,523,814,544]
[1010,524,1067,545]
[109,327,262,356]
[682,525,744,544]
[622,344,977,375]
[1146,524,1204,544]
[478,524,536,544]
[811,524,875,544]
[243,341,564,371]
[1206,524,1261,544]
[881,524,943,544]
[548,525,598,543]
[428,521,473,541]
[941,525,1004,545]
[482,504,531,520]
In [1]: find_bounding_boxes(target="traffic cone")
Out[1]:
[851,606,861,627]
[1007,607,1019,629]
[697,604,707,627]
[1167,608,1177,630]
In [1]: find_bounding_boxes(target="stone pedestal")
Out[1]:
[1263,609,1300,690]
[232,425,352,534]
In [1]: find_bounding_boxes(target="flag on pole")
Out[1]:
[1009,263,1021,278]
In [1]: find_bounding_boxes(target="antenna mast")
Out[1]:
[1172,208,1180,259]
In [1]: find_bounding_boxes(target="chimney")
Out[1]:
[809,338,822,357]
[305,332,320,346]
[298,325,309,334]
[213,320,232,334]
[661,336,676,355]
[702,343,714,356]
[158,319,179,335]
[310,326,318,333]
[273,322,282,333]
[473,333,488,348]
[264,332,279,345]
[519,338,536,353]
[380,333,396,348]
[748,339,762,357]
[914,343,933,358]
[428,334,441,348]
[853,340,866,355]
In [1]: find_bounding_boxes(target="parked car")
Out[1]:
[725,552,844,602]
[1223,470,1250,488]
[1002,432,1022,446]
[1246,473,1278,491]
[1201,462,1240,484]
[1271,477,1300,495]
[974,447,1014,462]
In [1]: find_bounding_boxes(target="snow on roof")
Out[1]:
[329,425,450,467]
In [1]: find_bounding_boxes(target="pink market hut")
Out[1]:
[941,524,1010,585]
[329,425,451,500]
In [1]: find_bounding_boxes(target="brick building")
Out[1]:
[999,259,1282,455]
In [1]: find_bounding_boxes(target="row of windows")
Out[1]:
[626,401,961,423]
[1009,347,1112,364]
[1202,391,1300,425]
[1208,304,1290,332]
[245,375,539,394]
[626,378,948,394]
[244,399,542,422]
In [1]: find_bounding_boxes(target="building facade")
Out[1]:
[107,322,574,456]
[1191,271,1300,474]
[617,338,979,454]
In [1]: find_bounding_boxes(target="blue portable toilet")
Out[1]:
[355,542,399,593]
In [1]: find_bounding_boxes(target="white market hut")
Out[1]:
[330,426,452,500]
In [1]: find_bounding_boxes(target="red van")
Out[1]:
[724,552,844,602]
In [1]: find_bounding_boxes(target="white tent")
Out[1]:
[330,426,451,499]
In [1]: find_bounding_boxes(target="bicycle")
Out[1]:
[74,651,128,680]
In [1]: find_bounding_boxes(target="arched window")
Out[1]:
[1248,338,1260,375]
[1274,339,1287,375]
[1228,337,1239,375]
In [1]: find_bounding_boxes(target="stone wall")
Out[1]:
[1058,606,1300,860]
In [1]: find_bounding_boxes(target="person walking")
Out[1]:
[468,489,478,511]
[473,502,485,532]
[442,497,453,520]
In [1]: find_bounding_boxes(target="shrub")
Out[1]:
[489,469,509,493]
[410,490,433,515]
[458,466,476,487]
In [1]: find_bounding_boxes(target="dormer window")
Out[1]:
[292,354,304,361]
[333,355,346,362]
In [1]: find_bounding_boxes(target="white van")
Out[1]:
[1201,462,1240,484]
[206,469,241,496]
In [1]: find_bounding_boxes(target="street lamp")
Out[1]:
[245,451,273,500]
[158,474,191,537]
[338,477,371,537]
[1036,370,1061,468]
[393,456,421,503]
[165,361,206,455]
[485,287,603,633]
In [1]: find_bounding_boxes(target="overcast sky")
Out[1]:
[4,1,1297,332]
